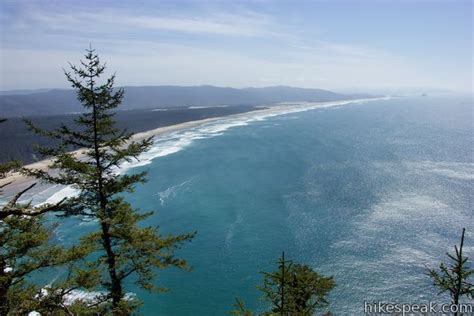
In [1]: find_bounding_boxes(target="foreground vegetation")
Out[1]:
[231,252,335,315]
[428,228,473,316]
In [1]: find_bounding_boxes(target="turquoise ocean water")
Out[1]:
[41,95,473,314]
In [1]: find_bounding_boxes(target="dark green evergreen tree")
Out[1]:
[230,298,254,316]
[0,206,93,315]
[25,48,195,314]
[1,120,91,315]
[428,228,473,315]
[232,252,335,315]
[0,161,20,179]
[0,118,19,179]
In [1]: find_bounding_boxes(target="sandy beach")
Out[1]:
[0,98,379,200]
[0,107,270,198]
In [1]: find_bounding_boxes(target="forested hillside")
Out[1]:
[0,85,363,117]
[0,105,259,164]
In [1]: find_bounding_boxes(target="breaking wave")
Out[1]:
[43,98,387,205]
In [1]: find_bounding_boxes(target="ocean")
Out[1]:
[36,95,474,314]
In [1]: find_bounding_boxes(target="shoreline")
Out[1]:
[0,107,271,198]
[0,97,384,199]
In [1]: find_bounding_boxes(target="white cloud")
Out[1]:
[24,7,279,38]
[120,13,275,37]
[1,3,470,91]
[0,41,432,91]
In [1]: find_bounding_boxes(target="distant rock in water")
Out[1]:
[0,85,371,117]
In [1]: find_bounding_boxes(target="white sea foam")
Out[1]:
[37,97,388,205]
[42,186,80,205]
[78,218,99,226]
[63,289,135,306]
[157,179,192,206]
[33,286,135,310]
[118,97,388,172]
[188,105,229,109]
[224,213,244,248]
[63,290,106,305]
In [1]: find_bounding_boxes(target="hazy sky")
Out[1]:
[0,0,472,92]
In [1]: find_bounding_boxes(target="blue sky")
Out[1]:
[0,0,472,92]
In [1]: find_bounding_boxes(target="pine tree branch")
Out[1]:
[1,183,67,219]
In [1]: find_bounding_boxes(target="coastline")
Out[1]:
[0,97,384,200]
[0,108,269,198]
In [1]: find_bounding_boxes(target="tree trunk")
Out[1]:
[100,221,123,310]
[452,228,465,316]
[90,78,123,312]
